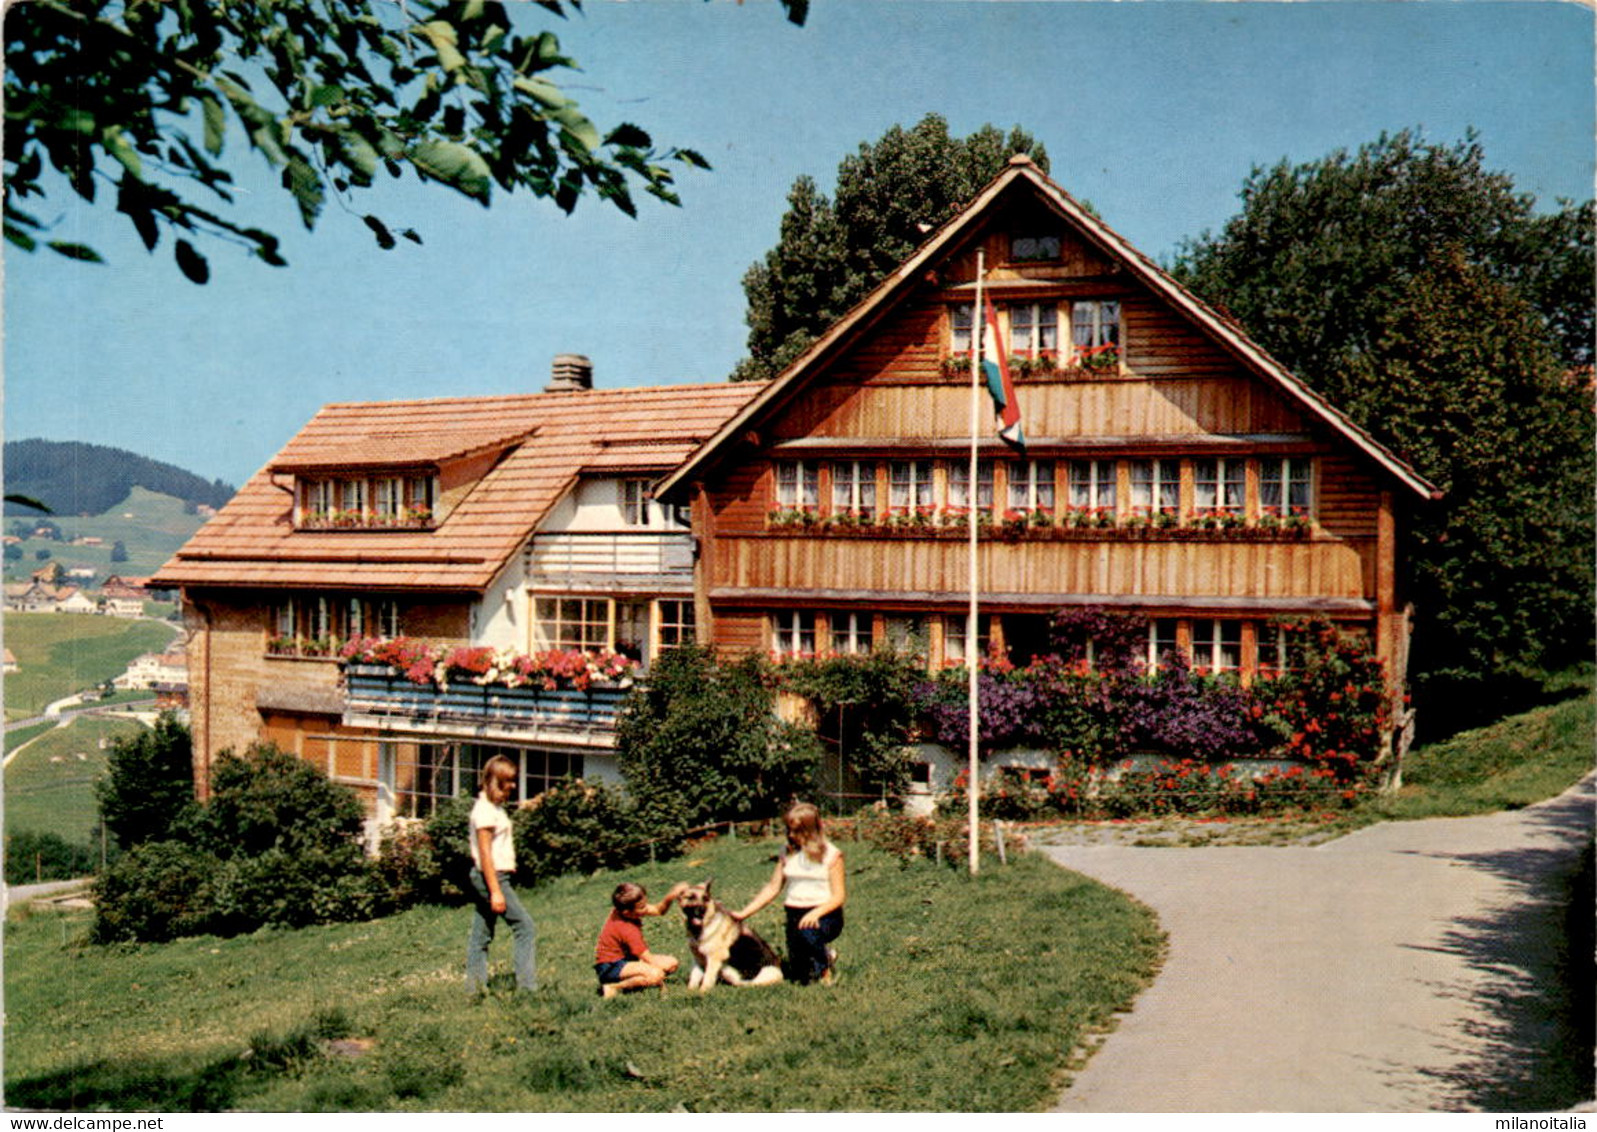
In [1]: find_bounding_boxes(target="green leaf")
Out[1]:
[175,239,209,283]
[310,84,345,108]
[47,241,103,263]
[337,132,381,182]
[284,157,325,228]
[4,224,38,253]
[420,21,466,73]
[408,139,492,203]
[362,214,396,250]
[676,147,711,171]
[400,228,423,245]
[552,105,600,154]
[200,94,227,157]
[604,123,651,149]
[102,127,142,177]
[513,75,567,109]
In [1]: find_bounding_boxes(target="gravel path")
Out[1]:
[1045,774,1594,1112]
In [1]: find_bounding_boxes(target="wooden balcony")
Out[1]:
[342,665,628,748]
[525,531,696,592]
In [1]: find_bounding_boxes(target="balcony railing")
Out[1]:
[342,665,628,747]
[526,531,695,589]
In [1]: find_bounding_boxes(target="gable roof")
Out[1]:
[154,383,764,593]
[658,155,1439,503]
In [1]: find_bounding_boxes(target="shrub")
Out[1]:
[773,650,926,799]
[4,830,99,884]
[855,805,997,867]
[92,840,222,943]
[373,819,454,909]
[422,795,477,894]
[91,743,379,943]
[513,778,679,886]
[617,645,823,829]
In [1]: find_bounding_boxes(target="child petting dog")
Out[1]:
[594,881,688,998]
[733,803,846,986]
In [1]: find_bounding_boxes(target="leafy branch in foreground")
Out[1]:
[5,0,804,281]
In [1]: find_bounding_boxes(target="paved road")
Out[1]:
[1046,775,1594,1113]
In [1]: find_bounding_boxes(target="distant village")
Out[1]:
[4,518,193,712]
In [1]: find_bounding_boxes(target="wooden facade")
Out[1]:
[662,158,1436,692]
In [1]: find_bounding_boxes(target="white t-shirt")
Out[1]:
[469,794,516,873]
[782,842,840,909]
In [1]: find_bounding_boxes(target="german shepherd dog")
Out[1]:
[678,880,784,992]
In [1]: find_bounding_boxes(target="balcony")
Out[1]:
[343,665,628,748]
[526,531,696,592]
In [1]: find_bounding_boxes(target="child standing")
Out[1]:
[466,755,536,993]
[594,881,687,998]
[734,802,846,985]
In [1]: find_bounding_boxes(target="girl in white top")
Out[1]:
[465,755,537,992]
[735,802,846,985]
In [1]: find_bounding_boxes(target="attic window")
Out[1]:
[297,473,437,531]
[1011,235,1060,262]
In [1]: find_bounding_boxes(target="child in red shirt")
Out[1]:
[594,881,686,998]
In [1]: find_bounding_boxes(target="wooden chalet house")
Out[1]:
[657,155,1437,792]
[153,361,762,828]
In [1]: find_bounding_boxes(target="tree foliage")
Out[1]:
[1172,131,1595,722]
[94,711,198,850]
[733,114,1049,381]
[5,0,804,281]
[616,644,823,829]
[4,439,236,516]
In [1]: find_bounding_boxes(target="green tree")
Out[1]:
[6,0,804,282]
[110,540,128,563]
[1172,131,1595,725]
[95,712,197,849]
[733,114,1049,381]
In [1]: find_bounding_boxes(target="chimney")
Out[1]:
[546,353,593,393]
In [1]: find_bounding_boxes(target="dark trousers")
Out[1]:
[784,905,844,985]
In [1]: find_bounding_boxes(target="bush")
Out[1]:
[373,819,455,909]
[617,645,823,829]
[92,840,223,943]
[5,830,99,884]
[91,743,379,943]
[855,805,998,867]
[513,778,679,886]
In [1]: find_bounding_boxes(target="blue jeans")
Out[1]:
[785,906,843,985]
[467,868,537,992]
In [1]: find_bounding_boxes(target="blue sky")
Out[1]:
[5,0,1593,489]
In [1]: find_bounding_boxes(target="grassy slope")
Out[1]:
[3,837,1164,1113]
[4,612,178,719]
[5,714,150,844]
[5,486,206,584]
[1366,687,1595,822]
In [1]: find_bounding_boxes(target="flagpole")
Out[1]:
[967,249,984,876]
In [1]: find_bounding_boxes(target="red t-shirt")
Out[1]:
[594,910,648,963]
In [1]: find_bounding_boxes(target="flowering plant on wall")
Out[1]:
[340,637,637,691]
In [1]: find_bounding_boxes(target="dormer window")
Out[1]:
[297,473,437,530]
[621,479,651,526]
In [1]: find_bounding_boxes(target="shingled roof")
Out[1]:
[154,382,765,593]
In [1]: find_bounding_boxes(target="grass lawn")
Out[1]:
[4,715,148,845]
[3,613,177,720]
[3,836,1164,1112]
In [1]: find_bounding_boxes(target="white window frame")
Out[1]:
[774,461,820,512]
[828,611,872,655]
[947,459,995,514]
[621,479,652,527]
[656,599,696,651]
[889,460,935,513]
[1190,619,1243,675]
[1148,619,1179,669]
[1259,457,1314,518]
[830,461,877,519]
[1071,299,1121,363]
[950,303,975,354]
[534,597,611,652]
[1130,459,1181,516]
[1193,459,1245,516]
[1068,459,1117,512]
[1007,302,1059,359]
[1007,460,1056,512]
[944,613,992,665]
[772,611,816,658]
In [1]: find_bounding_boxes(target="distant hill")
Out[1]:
[4,440,235,517]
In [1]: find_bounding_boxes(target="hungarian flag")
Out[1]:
[982,294,1025,449]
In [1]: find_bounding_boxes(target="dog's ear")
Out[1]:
[704,877,714,896]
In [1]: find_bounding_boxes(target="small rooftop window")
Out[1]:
[1010,234,1061,262]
